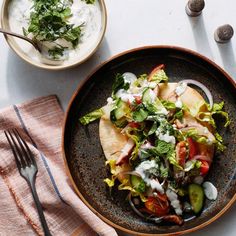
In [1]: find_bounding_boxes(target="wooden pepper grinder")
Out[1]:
[185,0,205,17]
[214,24,234,43]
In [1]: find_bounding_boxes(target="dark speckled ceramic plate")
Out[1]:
[62,46,236,235]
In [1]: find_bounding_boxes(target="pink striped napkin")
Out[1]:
[0,95,118,236]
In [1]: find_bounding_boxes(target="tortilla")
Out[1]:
[99,118,128,161]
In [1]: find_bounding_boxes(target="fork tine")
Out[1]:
[15,129,37,167]
[13,129,33,167]
[8,130,27,168]
[4,130,23,170]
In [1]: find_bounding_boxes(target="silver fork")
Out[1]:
[4,129,52,236]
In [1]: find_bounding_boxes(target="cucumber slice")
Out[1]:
[113,117,128,128]
[131,175,146,193]
[142,88,156,104]
[188,184,204,214]
[110,99,130,121]
[132,108,148,122]
[142,88,167,114]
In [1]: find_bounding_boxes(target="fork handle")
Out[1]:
[29,181,52,236]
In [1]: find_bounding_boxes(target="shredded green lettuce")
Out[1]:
[104,177,116,188]
[183,128,209,144]
[125,128,142,161]
[197,111,216,127]
[104,159,127,188]
[162,100,176,110]
[194,101,230,128]
[79,108,104,125]
[133,74,148,87]
[210,101,230,128]
[118,179,147,202]
[149,101,167,115]
[215,132,226,151]
[191,101,230,151]
[160,164,169,178]
[167,148,183,170]
[212,111,230,127]
[212,101,224,112]
[150,69,168,83]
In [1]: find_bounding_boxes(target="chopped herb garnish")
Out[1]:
[48,46,67,59]
[83,0,95,4]
[25,0,83,59]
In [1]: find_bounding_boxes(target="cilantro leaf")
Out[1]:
[112,74,129,96]
[48,46,67,59]
[63,26,82,47]
[135,179,146,193]
[26,0,83,58]
[139,149,152,160]
[174,109,184,120]
[83,0,96,4]
[155,140,172,154]
[147,122,157,136]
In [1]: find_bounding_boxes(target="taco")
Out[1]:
[79,65,230,225]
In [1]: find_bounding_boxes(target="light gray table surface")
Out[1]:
[0,0,235,235]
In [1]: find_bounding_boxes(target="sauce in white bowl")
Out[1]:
[2,0,106,69]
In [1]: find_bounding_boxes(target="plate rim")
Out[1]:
[62,45,236,235]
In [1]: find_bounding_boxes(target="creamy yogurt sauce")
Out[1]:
[135,160,164,194]
[158,132,176,145]
[166,188,183,215]
[8,0,102,65]
[175,98,183,108]
[175,82,187,96]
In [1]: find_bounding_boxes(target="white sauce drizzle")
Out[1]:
[166,188,183,215]
[122,72,137,84]
[115,89,137,103]
[106,97,114,105]
[135,160,164,194]
[175,82,187,96]
[175,98,183,108]
[159,133,176,145]
[149,89,157,103]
